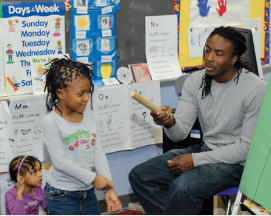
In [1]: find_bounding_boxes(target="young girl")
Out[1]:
[5,155,47,215]
[42,56,122,215]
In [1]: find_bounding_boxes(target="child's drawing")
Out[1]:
[77,41,89,56]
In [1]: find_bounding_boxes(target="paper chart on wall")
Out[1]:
[0,101,17,172]
[145,15,182,80]
[128,81,162,150]
[92,82,162,154]
[92,84,131,153]
[189,0,250,27]
[188,26,216,58]
[9,95,47,161]
[2,1,65,96]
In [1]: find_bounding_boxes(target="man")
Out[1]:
[129,26,266,215]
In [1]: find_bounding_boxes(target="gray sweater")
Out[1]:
[42,109,111,191]
[165,70,266,167]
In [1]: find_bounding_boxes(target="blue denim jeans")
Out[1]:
[44,183,101,215]
[129,142,243,215]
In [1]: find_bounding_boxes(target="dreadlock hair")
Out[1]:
[44,55,95,113]
[9,155,42,183]
[200,26,256,99]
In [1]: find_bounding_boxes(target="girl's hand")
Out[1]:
[105,188,122,212]
[92,175,114,190]
[16,175,24,200]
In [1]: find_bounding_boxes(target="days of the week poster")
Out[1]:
[2,1,65,96]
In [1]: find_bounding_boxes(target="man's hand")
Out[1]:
[105,188,122,212]
[167,154,194,175]
[150,105,174,128]
[93,175,114,190]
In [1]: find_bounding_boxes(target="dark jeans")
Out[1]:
[129,142,243,215]
[44,183,101,215]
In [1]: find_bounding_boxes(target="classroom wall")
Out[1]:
[95,80,180,200]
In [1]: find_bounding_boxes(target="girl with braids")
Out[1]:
[5,155,47,215]
[129,26,266,214]
[42,56,121,215]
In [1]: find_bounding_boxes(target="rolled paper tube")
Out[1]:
[130,90,165,113]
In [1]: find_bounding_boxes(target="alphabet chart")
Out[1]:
[92,81,162,153]
[8,95,47,161]
[145,15,182,81]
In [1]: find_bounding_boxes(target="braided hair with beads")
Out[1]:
[44,55,95,113]
[200,26,256,99]
[9,156,42,183]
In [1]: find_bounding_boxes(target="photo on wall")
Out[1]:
[129,63,152,82]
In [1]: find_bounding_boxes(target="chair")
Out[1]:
[174,74,239,215]
[215,187,239,215]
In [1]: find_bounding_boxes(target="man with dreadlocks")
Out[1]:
[129,26,266,214]
[42,56,121,215]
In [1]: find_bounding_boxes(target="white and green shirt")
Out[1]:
[42,109,111,191]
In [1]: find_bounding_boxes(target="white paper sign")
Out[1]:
[101,55,112,62]
[188,26,216,58]
[9,95,47,161]
[102,6,112,15]
[92,82,162,154]
[77,57,89,64]
[102,30,112,37]
[0,101,17,172]
[76,31,86,39]
[145,15,182,80]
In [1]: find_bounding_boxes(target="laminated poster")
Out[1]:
[3,1,65,96]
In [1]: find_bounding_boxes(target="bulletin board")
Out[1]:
[174,0,270,69]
